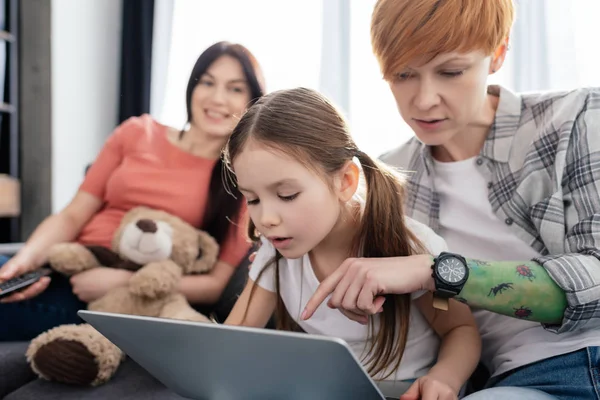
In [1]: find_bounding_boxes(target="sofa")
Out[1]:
[0,240,488,398]
[1,343,186,399]
[0,243,252,399]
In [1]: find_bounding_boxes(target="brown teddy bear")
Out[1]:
[26,206,219,386]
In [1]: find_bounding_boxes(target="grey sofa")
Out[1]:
[1,343,186,399]
[0,243,252,399]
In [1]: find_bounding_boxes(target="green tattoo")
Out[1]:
[487,282,513,297]
[458,259,567,324]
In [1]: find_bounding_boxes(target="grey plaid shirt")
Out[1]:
[380,85,600,334]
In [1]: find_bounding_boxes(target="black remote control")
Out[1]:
[0,269,51,298]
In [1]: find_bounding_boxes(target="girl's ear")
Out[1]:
[336,160,360,202]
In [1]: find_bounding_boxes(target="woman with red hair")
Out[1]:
[304,1,600,398]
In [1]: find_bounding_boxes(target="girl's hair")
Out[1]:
[183,41,265,246]
[371,0,515,80]
[223,87,427,379]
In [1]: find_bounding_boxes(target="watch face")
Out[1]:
[438,257,466,283]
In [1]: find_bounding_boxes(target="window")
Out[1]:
[157,0,323,129]
[156,0,598,158]
[348,0,407,157]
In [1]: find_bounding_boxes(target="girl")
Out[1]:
[306,1,600,399]
[222,87,480,400]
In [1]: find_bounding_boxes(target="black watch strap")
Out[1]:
[433,287,457,299]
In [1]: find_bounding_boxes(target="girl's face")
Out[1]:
[233,140,348,260]
[191,55,251,139]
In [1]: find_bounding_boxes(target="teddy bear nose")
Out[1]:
[136,219,158,233]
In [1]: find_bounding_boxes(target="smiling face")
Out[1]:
[233,140,345,260]
[190,55,251,139]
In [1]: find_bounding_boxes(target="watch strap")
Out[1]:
[431,253,468,310]
[432,296,449,311]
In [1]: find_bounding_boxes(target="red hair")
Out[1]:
[371,0,515,80]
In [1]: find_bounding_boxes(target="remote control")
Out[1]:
[0,269,51,298]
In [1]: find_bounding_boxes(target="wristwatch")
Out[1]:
[431,252,469,310]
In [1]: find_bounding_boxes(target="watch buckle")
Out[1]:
[432,296,449,311]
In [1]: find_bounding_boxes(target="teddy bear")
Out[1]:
[25,206,219,387]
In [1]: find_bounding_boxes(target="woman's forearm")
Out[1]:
[458,259,567,324]
[18,213,83,266]
[179,260,235,305]
[179,275,222,304]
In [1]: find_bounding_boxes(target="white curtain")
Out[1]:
[509,0,600,92]
[348,0,415,156]
[150,0,175,118]
[151,0,600,157]
[151,0,323,130]
[319,0,350,116]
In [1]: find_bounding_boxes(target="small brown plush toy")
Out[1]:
[26,206,219,386]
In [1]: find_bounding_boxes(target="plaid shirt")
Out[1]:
[380,85,600,334]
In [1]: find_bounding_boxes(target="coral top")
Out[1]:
[77,114,250,267]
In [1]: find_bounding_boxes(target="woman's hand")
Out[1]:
[70,267,133,303]
[301,254,434,323]
[247,237,262,267]
[248,251,257,266]
[400,375,458,400]
[0,252,50,303]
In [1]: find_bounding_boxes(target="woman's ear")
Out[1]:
[489,37,509,74]
[336,160,360,202]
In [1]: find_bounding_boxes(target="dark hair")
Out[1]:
[183,41,265,247]
[223,87,427,379]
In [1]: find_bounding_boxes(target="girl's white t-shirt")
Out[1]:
[248,217,448,383]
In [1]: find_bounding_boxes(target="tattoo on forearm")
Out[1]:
[513,306,533,319]
[488,282,513,297]
[515,264,535,282]
[457,259,567,324]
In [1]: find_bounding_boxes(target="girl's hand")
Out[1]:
[70,267,133,303]
[302,254,434,323]
[400,375,458,400]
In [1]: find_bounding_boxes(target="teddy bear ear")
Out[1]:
[187,230,219,274]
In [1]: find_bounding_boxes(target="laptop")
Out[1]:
[79,310,409,400]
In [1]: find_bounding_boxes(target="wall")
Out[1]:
[51,0,122,212]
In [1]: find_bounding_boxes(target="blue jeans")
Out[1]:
[463,347,600,400]
[0,255,86,341]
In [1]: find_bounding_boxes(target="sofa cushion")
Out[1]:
[5,358,186,399]
[0,341,36,398]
